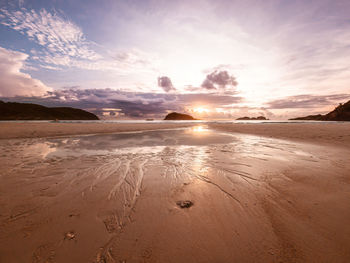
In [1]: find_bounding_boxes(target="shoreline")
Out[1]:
[1,122,350,148]
[0,122,196,140]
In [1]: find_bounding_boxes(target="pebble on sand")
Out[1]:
[176,200,194,208]
[64,231,76,240]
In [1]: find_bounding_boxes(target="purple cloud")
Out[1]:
[201,70,238,90]
[1,88,242,119]
[158,76,175,92]
[267,94,350,109]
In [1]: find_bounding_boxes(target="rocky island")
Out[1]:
[290,100,350,121]
[164,112,197,120]
[0,101,99,120]
[236,116,268,120]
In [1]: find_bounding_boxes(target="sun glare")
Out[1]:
[192,107,210,114]
[192,126,206,133]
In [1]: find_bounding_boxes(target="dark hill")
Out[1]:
[0,101,99,120]
[290,100,350,121]
[164,112,196,120]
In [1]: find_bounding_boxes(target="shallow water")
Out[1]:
[20,126,236,157]
[6,125,315,159]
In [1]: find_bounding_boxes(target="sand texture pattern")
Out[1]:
[0,125,350,262]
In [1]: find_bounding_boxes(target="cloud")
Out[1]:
[157,76,175,92]
[199,105,275,120]
[0,8,99,60]
[0,7,156,73]
[0,47,50,96]
[201,70,238,90]
[267,94,350,109]
[1,88,242,119]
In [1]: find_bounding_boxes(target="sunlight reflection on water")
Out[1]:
[24,142,57,159]
[17,125,319,168]
[21,126,235,158]
[190,125,208,134]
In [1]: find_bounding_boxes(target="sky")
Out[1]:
[0,0,350,119]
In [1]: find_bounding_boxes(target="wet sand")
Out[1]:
[0,122,196,139]
[209,122,350,148]
[1,121,349,148]
[1,125,350,262]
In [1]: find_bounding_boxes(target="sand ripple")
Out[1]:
[1,127,350,262]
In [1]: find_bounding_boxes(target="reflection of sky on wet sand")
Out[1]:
[17,126,319,168]
[24,142,57,159]
[232,134,316,162]
[187,125,209,134]
[189,146,209,174]
[21,126,234,158]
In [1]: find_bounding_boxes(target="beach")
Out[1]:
[209,122,350,148]
[1,122,350,263]
[0,122,196,140]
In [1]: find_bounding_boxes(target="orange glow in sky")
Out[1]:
[192,107,210,114]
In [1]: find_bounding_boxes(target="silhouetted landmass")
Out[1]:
[0,101,99,120]
[164,112,196,120]
[290,100,350,121]
[236,116,268,120]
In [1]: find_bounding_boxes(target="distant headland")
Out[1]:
[164,112,197,120]
[0,101,99,120]
[290,100,350,121]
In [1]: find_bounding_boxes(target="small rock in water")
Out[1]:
[64,231,76,240]
[176,200,194,208]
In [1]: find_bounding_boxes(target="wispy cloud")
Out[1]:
[0,8,99,59]
[0,7,156,73]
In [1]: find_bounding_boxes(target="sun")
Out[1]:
[192,107,210,114]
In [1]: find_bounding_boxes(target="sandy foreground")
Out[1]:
[0,122,350,263]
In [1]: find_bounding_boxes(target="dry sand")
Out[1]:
[0,123,350,263]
